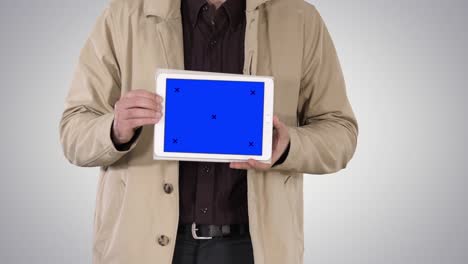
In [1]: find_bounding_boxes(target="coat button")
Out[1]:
[157,235,170,246]
[163,183,174,194]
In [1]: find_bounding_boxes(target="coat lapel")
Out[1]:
[144,0,184,70]
[156,19,185,70]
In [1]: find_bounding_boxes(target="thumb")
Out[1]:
[273,115,283,130]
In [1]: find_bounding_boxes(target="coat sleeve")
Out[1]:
[270,5,359,175]
[59,7,141,167]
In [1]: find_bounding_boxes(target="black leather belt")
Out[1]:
[177,223,249,240]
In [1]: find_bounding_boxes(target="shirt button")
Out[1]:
[201,208,208,214]
[163,183,173,194]
[203,166,210,173]
[209,40,217,47]
[157,235,170,246]
[211,20,215,26]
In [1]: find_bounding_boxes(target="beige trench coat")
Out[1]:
[59,0,358,263]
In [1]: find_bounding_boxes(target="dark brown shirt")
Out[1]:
[178,0,289,225]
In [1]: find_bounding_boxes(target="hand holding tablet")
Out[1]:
[153,69,274,164]
[112,89,163,146]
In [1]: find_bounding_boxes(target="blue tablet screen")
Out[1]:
[164,78,264,156]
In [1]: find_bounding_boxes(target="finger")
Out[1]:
[126,118,160,129]
[118,97,161,111]
[230,162,253,170]
[273,116,289,141]
[123,108,161,120]
[272,115,283,130]
[230,159,271,170]
[273,127,279,138]
[125,89,160,102]
[247,159,270,170]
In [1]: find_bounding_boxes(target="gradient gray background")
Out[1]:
[1,0,467,263]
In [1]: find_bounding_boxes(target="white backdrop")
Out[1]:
[0,0,467,263]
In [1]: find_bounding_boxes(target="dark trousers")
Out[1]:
[172,231,255,264]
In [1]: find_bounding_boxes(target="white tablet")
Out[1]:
[153,69,274,163]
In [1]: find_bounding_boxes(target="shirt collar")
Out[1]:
[184,0,208,27]
[223,0,246,29]
[145,0,268,19]
[183,0,246,29]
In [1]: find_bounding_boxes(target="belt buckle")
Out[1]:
[191,222,213,240]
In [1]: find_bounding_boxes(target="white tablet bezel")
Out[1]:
[153,69,274,163]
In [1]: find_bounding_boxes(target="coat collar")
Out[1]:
[144,0,271,19]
